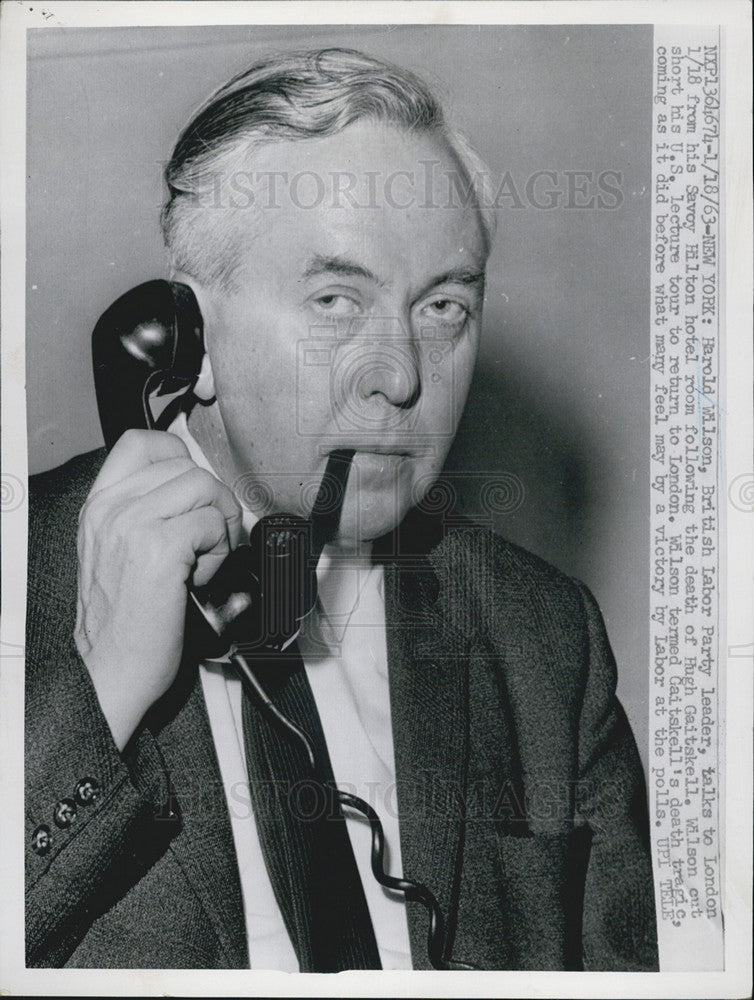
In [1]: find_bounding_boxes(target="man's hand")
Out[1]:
[75,429,243,751]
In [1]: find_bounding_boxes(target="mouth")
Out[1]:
[348,451,412,481]
[354,446,412,456]
[333,442,419,457]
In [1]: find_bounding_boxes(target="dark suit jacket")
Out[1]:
[26,448,658,970]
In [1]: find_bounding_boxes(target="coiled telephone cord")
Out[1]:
[231,649,477,972]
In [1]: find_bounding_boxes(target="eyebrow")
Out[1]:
[302,255,486,292]
[430,267,486,288]
[302,254,383,285]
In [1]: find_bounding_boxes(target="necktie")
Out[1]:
[240,645,382,972]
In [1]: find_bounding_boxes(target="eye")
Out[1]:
[310,293,361,317]
[420,298,468,325]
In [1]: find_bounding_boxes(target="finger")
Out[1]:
[92,429,191,494]
[193,548,233,588]
[164,506,230,585]
[86,456,196,509]
[134,466,243,543]
[81,456,197,528]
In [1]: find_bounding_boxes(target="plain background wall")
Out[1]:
[26,24,653,768]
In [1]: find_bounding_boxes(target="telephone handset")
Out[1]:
[91,279,354,658]
[91,280,473,970]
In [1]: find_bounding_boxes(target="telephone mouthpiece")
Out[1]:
[191,452,355,655]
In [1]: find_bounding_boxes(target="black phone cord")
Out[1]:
[231,649,476,972]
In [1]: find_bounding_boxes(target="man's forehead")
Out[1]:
[240,124,484,228]
[219,122,489,289]
[241,210,487,296]
[233,156,482,277]
[249,119,456,178]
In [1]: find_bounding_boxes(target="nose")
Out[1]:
[336,316,421,416]
[355,349,420,409]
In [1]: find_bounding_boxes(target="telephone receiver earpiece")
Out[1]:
[92,279,354,657]
[92,279,205,451]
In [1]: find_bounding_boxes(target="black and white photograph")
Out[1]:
[0,1,750,995]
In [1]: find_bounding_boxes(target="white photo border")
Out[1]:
[1,2,751,997]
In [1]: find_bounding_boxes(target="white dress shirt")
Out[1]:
[169,413,412,971]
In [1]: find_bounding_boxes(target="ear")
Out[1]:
[169,269,217,401]
[193,350,216,401]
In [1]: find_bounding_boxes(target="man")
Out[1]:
[26,48,658,971]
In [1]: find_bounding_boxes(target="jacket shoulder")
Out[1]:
[29,448,106,515]
[27,449,106,665]
[439,519,586,608]
[433,521,601,699]
[28,449,105,561]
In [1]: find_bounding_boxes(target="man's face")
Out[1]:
[190,121,487,546]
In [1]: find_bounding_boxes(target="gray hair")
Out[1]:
[162,47,496,288]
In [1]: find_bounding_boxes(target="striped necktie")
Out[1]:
[240,645,382,972]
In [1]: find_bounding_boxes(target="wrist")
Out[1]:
[93,679,146,752]
[79,649,150,753]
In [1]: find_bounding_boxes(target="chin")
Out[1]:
[336,496,413,547]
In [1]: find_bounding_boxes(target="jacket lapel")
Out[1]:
[149,662,249,968]
[383,551,471,970]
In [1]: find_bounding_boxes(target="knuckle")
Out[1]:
[139,516,167,547]
[162,429,191,456]
[141,529,177,572]
[117,427,150,452]
[206,505,226,534]
[150,457,194,488]
[221,482,243,514]
[110,505,146,550]
[117,427,189,459]
[76,526,88,563]
[79,492,106,533]
[173,457,197,478]
[78,495,93,526]
[191,466,216,491]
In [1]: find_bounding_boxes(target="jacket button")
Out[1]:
[53,797,77,828]
[31,825,52,855]
[74,777,100,806]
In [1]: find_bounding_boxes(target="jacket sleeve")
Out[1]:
[25,637,175,966]
[25,453,175,967]
[573,581,659,971]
